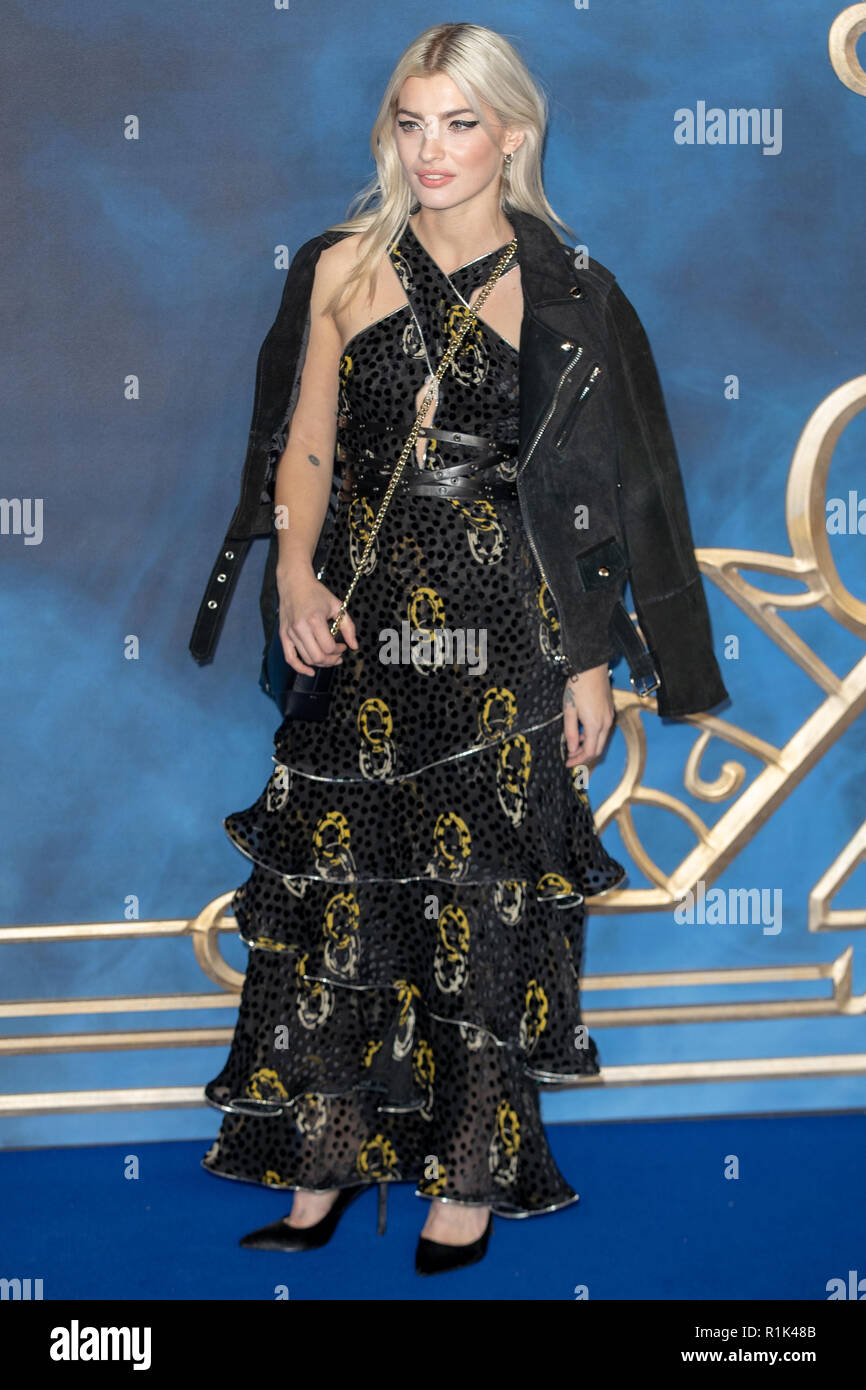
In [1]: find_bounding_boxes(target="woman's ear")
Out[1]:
[502,126,527,157]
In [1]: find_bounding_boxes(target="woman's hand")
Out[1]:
[562,662,615,769]
[276,561,359,676]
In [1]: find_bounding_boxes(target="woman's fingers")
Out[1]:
[333,609,359,651]
[281,632,316,677]
[562,673,615,768]
[562,700,581,763]
[292,614,345,667]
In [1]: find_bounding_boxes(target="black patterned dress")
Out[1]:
[201,221,626,1217]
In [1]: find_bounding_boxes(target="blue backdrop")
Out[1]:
[1,0,864,1150]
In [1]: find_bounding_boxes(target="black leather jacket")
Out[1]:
[190,207,729,718]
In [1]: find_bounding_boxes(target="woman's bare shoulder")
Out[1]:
[315,231,368,290]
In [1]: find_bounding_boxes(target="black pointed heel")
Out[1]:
[414,1211,493,1276]
[239,1181,388,1251]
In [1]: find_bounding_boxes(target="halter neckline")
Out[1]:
[399,220,517,286]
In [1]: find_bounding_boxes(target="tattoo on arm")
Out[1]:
[308,453,321,467]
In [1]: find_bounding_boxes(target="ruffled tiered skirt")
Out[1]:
[201,714,626,1216]
[202,472,626,1215]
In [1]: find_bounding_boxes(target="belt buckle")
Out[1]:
[629,670,661,698]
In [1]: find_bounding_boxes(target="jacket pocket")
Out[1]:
[575,534,629,593]
[553,361,602,450]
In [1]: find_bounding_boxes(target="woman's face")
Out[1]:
[393,72,523,212]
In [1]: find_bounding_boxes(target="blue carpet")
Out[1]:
[1,1111,862,1300]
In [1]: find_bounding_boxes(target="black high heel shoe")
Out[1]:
[239,1181,388,1251]
[414,1210,493,1276]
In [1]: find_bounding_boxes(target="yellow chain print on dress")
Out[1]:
[356,1134,401,1181]
[536,871,576,901]
[407,585,448,673]
[412,1038,435,1120]
[536,578,563,662]
[312,810,357,879]
[392,979,420,1060]
[496,733,532,826]
[390,242,414,293]
[493,879,526,925]
[426,809,472,881]
[488,1100,521,1187]
[357,697,396,781]
[518,978,549,1051]
[362,1040,383,1068]
[262,1169,284,1186]
[458,1021,488,1051]
[444,302,488,385]
[281,873,310,899]
[245,1067,288,1105]
[347,494,379,576]
[476,685,518,745]
[265,761,291,812]
[294,1093,330,1139]
[433,903,471,994]
[322,889,361,979]
[338,350,353,418]
[294,951,335,1030]
[452,497,506,566]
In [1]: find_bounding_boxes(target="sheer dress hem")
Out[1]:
[198,1157,581,1220]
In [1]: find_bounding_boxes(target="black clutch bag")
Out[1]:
[259,621,338,720]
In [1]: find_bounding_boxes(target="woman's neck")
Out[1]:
[409,199,514,277]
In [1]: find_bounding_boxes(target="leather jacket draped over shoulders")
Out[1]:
[189,207,729,719]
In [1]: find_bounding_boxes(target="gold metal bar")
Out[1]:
[0,919,236,944]
[0,1028,234,1055]
[591,654,866,912]
[4,1053,866,1116]
[582,956,845,989]
[0,993,241,1019]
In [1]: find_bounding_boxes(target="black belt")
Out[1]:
[349,426,519,502]
[191,421,660,700]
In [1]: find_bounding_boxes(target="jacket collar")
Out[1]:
[506,207,580,308]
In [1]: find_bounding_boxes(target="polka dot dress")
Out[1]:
[201,219,627,1217]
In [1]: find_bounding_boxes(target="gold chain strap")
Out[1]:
[328,236,517,637]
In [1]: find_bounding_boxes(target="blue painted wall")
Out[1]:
[1,0,864,1148]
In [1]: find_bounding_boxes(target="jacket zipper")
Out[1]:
[522,501,558,616]
[517,343,585,621]
[517,344,584,480]
[553,362,602,449]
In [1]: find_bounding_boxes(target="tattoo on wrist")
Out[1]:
[308,453,321,467]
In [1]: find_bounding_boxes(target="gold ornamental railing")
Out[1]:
[2,357,865,1117]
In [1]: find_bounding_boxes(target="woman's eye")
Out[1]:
[396,119,479,133]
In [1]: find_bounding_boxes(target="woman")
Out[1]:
[194,22,728,1276]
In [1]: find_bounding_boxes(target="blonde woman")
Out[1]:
[193,22,728,1276]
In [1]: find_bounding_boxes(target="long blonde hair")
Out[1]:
[322,22,574,318]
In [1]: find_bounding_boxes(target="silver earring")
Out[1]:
[503,152,513,167]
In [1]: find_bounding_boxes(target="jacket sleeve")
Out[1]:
[189,234,331,665]
[604,281,730,717]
